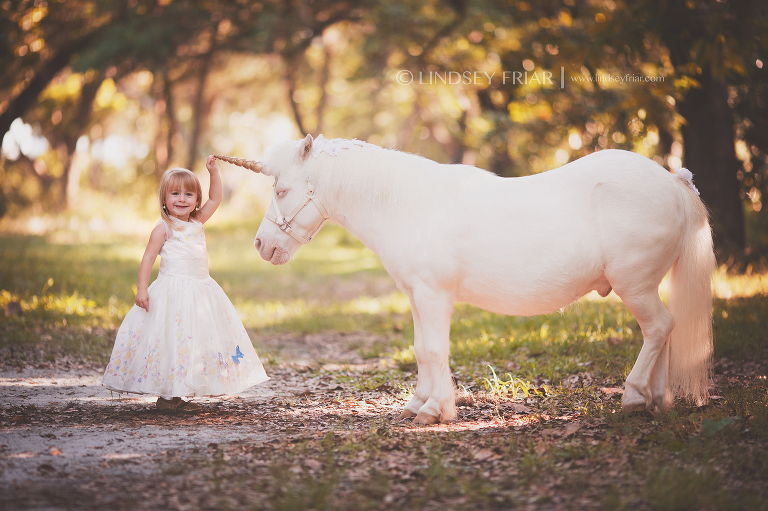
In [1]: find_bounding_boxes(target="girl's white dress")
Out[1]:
[102,219,269,398]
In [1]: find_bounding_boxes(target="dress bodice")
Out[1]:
[157,219,210,280]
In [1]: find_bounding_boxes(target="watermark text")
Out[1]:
[396,68,664,88]
[396,70,559,86]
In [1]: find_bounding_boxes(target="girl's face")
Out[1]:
[164,185,198,222]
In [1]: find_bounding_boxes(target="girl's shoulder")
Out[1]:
[155,219,174,240]
[188,218,205,233]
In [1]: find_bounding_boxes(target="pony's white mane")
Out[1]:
[294,136,376,158]
[315,139,432,216]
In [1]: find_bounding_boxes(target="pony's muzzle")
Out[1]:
[254,236,279,263]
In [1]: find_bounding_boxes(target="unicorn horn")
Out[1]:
[213,155,264,173]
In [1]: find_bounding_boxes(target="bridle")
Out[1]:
[211,153,329,244]
[265,178,330,244]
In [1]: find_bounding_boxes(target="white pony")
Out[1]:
[215,134,715,424]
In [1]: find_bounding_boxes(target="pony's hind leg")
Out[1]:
[399,298,431,420]
[618,291,675,412]
[649,338,672,412]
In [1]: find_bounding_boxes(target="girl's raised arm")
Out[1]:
[135,223,167,312]
[197,155,222,224]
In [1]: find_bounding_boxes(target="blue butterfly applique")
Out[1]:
[231,345,244,364]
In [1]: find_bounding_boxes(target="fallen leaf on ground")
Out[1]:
[510,403,531,413]
[563,422,582,437]
[472,448,499,461]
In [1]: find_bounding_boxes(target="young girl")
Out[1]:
[103,156,269,412]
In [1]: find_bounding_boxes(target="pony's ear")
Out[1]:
[298,134,313,161]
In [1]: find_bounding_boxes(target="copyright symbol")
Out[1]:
[396,70,413,85]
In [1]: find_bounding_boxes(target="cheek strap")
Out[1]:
[264,184,330,244]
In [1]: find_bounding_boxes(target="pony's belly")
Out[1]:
[459,291,581,317]
[456,278,596,317]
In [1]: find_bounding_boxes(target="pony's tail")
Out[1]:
[668,183,716,405]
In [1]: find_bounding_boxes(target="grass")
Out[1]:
[1,223,767,510]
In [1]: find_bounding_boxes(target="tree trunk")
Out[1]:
[287,70,308,137]
[678,69,745,260]
[313,46,331,137]
[186,42,216,171]
[57,75,104,209]
[155,71,177,179]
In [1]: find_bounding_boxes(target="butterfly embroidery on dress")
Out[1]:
[231,345,244,364]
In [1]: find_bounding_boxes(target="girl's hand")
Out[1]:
[198,155,223,223]
[206,155,220,175]
[136,289,150,312]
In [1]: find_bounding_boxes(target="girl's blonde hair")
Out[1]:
[158,168,203,229]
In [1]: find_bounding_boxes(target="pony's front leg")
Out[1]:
[411,287,456,424]
[398,298,431,420]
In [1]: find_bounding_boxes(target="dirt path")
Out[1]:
[0,333,410,509]
[0,366,281,481]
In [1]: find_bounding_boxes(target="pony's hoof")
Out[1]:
[414,412,439,425]
[621,392,647,412]
[397,409,417,421]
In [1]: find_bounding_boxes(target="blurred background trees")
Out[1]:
[1,0,766,265]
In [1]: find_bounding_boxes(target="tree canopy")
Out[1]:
[1,0,766,263]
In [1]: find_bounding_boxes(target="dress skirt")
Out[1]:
[103,274,269,399]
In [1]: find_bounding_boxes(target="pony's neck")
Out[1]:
[312,146,419,254]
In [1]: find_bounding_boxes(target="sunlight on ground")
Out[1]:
[232,292,411,330]
[398,414,543,434]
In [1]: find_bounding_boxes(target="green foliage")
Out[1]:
[482,365,534,400]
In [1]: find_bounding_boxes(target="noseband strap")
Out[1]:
[265,183,329,244]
